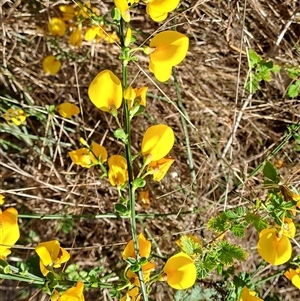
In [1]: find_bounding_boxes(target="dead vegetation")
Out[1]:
[1,0,300,300]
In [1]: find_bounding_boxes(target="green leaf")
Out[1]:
[288,81,300,98]
[231,224,245,238]
[114,203,128,215]
[113,128,128,144]
[224,210,238,219]
[245,213,268,232]
[263,161,279,183]
[125,257,136,265]
[245,77,259,94]
[285,67,300,79]
[132,178,146,190]
[111,7,121,21]
[272,64,281,73]
[217,241,248,265]
[207,215,228,233]
[235,206,246,216]
[248,49,262,68]
[178,235,202,256]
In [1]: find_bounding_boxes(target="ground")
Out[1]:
[1,0,300,300]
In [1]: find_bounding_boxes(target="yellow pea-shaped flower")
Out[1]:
[147,157,175,181]
[163,252,197,290]
[88,70,123,113]
[57,102,80,118]
[35,240,70,276]
[239,286,263,301]
[108,155,128,186]
[146,0,180,22]
[0,207,20,259]
[42,55,61,75]
[257,228,292,266]
[114,0,130,22]
[60,281,85,301]
[122,233,151,260]
[285,268,300,290]
[142,124,174,162]
[149,31,189,82]
[48,17,66,37]
[69,28,83,47]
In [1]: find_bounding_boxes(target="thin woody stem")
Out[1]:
[119,19,148,300]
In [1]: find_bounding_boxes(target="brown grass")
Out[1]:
[1,0,300,300]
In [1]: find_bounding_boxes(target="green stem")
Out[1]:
[119,20,148,300]
[18,211,193,220]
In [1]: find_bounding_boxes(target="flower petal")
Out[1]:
[163,252,196,290]
[142,124,174,162]
[58,103,80,118]
[150,31,189,67]
[122,233,151,260]
[257,228,292,265]
[88,70,123,112]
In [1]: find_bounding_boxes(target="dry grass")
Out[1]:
[1,0,300,300]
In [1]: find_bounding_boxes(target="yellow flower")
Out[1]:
[114,0,130,22]
[146,0,180,22]
[59,281,85,301]
[141,124,174,162]
[0,194,4,205]
[42,55,61,75]
[88,70,123,112]
[69,28,82,47]
[124,86,148,110]
[239,286,263,301]
[285,268,300,289]
[149,31,189,82]
[147,157,175,181]
[84,26,99,41]
[108,155,128,187]
[276,218,296,239]
[48,17,66,37]
[124,27,132,47]
[120,287,140,301]
[103,31,120,44]
[122,233,151,260]
[257,228,292,265]
[69,142,107,168]
[138,190,150,209]
[91,141,108,163]
[57,102,80,118]
[3,108,26,126]
[59,5,76,21]
[69,148,92,168]
[35,240,70,276]
[163,252,197,290]
[126,262,156,287]
[0,208,20,259]
[76,1,99,19]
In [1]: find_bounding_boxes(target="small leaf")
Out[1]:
[263,161,279,183]
[288,81,300,98]
[132,178,146,190]
[113,128,128,143]
[231,224,245,238]
[207,215,228,233]
[111,7,121,21]
[218,241,248,265]
[245,213,268,232]
[114,203,128,215]
[248,49,262,68]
